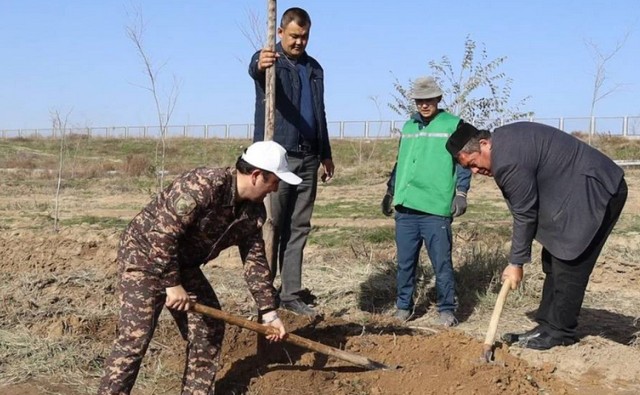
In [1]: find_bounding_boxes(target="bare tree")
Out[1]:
[126,7,180,191]
[585,28,632,142]
[51,109,71,232]
[390,36,532,129]
[238,7,266,51]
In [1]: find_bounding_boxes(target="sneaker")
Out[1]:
[438,310,458,327]
[281,299,320,317]
[393,309,412,322]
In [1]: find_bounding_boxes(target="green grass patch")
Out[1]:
[309,226,395,248]
[329,139,398,168]
[361,227,395,243]
[60,215,130,230]
[313,201,380,219]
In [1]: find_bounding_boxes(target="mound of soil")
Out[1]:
[1,221,639,394]
[217,313,572,395]
[0,227,572,395]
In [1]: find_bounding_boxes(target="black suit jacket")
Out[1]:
[491,122,624,264]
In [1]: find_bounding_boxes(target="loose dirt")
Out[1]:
[1,169,639,394]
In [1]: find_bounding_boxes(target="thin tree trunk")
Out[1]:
[262,0,278,272]
[54,119,65,233]
[258,0,278,354]
[264,0,276,141]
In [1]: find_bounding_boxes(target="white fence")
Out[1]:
[2,116,640,139]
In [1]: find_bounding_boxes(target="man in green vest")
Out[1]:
[382,76,471,325]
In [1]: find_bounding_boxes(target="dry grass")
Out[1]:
[124,154,152,177]
[0,329,102,387]
[3,151,40,169]
[1,137,639,393]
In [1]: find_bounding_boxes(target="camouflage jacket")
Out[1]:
[118,167,277,311]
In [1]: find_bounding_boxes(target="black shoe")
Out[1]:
[518,331,576,350]
[281,299,321,318]
[502,325,542,345]
[293,288,318,306]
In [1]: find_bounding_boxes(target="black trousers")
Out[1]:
[536,178,627,340]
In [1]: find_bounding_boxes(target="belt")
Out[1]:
[288,143,318,158]
[395,205,429,215]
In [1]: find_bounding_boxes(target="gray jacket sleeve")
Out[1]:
[496,162,538,265]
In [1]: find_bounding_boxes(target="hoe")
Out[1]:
[191,303,396,371]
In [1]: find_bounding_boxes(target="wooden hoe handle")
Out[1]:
[191,303,394,371]
[483,279,513,348]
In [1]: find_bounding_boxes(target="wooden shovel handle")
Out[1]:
[191,303,394,370]
[483,279,513,347]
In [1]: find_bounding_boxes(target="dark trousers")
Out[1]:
[536,179,627,340]
[269,153,320,302]
[394,211,455,312]
[98,265,224,395]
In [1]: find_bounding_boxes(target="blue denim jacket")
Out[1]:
[249,43,332,160]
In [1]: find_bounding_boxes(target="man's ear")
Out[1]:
[250,169,262,185]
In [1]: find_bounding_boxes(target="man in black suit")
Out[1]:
[446,121,627,350]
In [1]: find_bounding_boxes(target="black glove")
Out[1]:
[450,191,467,217]
[381,190,394,217]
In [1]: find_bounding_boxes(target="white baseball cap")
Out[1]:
[241,141,302,185]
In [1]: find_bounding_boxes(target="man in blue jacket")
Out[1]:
[446,122,627,350]
[249,7,334,317]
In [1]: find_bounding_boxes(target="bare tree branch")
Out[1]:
[586,29,632,116]
[238,7,266,51]
[585,27,633,142]
[126,6,180,191]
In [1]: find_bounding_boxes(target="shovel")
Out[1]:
[482,278,513,362]
[191,303,396,371]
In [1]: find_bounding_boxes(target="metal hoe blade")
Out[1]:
[482,344,494,363]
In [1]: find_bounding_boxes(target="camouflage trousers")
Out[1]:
[97,261,224,395]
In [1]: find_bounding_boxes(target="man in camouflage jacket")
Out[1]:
[98,141,301,395]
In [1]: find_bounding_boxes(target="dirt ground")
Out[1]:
[0,167,639,394]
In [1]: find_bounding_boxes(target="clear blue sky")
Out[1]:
[1,0,638,130]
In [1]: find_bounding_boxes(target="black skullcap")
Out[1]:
[446,122,480,157]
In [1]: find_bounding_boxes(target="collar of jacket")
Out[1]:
[410,109,444,129]
[276,42,308,67]
[222,169,238,209]
[226,169,256,220]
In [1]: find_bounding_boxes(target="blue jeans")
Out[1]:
[395,211,455,312]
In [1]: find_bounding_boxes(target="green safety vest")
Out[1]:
[393,112,461,216]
